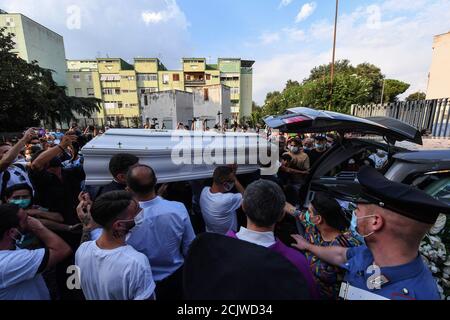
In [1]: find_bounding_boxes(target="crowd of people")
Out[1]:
[0,124,445,300]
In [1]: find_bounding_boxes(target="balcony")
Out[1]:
[184,72,205,86]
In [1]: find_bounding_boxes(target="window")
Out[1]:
[206,74,211,81]
[85,74,92,82]
[87,88,95,97]
[144,95,148,106]
[140,87,158,94]
[162,74,170,85]
[204,88,209,101]
[137,74,157,81]
[231,87,240,96]
[173,74,180,82]
[102,88,120,95]
[410,173,450,206]
[5,17,15,27]
[73,74,81,82]
[100,74,120,82]
[74,88,83,97]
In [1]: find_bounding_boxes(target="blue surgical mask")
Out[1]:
[290,146,300,154]
[350,212,375,243]
[315,143,323,149]
[9,199,31,209]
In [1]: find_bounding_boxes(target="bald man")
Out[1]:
[125,164,195,300]
[290,166,450,300]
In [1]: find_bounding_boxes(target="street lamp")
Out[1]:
[330,0,339,111]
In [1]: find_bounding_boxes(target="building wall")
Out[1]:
[66,57,253,125]
[1,13,67,86]
[240,68,253,118]
[427,32,450,99]
[192,85,231,125]
[158,71,184,91]
[141,90,193,129]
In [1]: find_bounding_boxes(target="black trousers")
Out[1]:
[155,265,183,300]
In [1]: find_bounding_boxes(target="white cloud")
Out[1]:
[253,0,450,104]
[0,0,191,67]
[141,0,189,29]
[295,2,317,23]
[259,32,281,45]
[142,11,164,24]
[283,28,306,41]
[279,0,293,8]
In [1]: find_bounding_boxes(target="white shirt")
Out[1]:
[235,227,276,248]
[0,248,50,300]
[200,187,242,234]
[75,241,155,300]
[127,196,196,281]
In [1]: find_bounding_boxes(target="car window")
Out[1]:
[323,147,389,177]
[423,176,450,205]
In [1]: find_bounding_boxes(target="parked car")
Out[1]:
[263,107,450,207]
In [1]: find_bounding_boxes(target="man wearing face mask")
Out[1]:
[29,134,83,228]
[200,165,245,235]
[308,136,328,166]
[291,166,450,300]
[0,204,72,300]
[75,191,156,300]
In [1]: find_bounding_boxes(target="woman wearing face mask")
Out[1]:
[286,192,361,300]
[3,184,81,238]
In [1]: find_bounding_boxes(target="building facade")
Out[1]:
[0,10,67,86]
[192,84,231,128]
[66,57,254,126]
[140,90,193,130]
[427,31,450,99]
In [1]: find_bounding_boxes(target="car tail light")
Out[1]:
[283,115,311,124]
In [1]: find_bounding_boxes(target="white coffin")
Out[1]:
[81,129,271,186]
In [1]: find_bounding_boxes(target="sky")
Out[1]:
[1,0,449,104]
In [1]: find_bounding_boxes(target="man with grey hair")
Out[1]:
[226,179,319,299]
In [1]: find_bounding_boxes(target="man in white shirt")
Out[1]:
[126,164,195,300]
[75,191,156,300]
[0,203,72,300]
[200,165,245,234]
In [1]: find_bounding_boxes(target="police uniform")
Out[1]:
[335,166,450,300]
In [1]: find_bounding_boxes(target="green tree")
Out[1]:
[382,79,410,103]
[406,91,426,101]
[0,27,101,131]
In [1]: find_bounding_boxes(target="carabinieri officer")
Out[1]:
[291,166,450,300]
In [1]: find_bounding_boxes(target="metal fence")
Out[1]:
[351,98,450,138]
